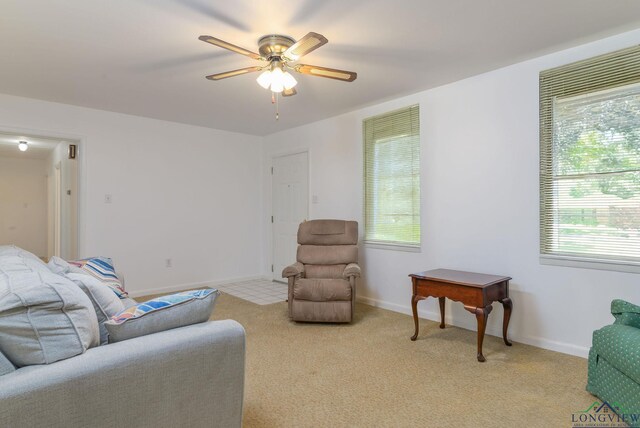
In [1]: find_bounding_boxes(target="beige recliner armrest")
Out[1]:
[282,262,305,278]
[343,263,361,278]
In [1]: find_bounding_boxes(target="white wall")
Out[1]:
[0,156,48,257]
[0,93,264,296]
[262,29,640,357]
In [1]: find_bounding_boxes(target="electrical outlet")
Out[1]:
[104,194,112,204]
[165,258,172,268]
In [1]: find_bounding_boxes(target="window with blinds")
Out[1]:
[540,45,640,267]
[363,105,420,248]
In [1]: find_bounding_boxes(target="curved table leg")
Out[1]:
[475,308,489,362]
[500,297,513,346]
[411,295,421,341]
[438,297,446,329]
[465,305,493,362]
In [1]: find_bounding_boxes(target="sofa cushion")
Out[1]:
[68,257,128,298]
[293,278,351,302]
[0,266,100,367]
[105,289,219,343]
[66,272,126,345]
[0,350,15,376]
[592,324,640,385]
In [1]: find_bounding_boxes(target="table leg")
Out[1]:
[438,297,446,329]
[465,305,493,362]
[411,295,420,341]
[500,297,513,346]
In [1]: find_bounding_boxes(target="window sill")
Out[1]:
[364,241,421,253]
[539,254,640,274]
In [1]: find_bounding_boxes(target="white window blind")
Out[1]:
[363,105,420,247]
[540,46,640,265]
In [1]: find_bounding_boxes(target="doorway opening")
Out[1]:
[0,131,79,260]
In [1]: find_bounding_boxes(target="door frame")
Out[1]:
[270,148,310,281]
[0,125,84,258]
[54,162,61,257]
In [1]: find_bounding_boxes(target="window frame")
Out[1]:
[539,45,640,272]
[363,105,421,251]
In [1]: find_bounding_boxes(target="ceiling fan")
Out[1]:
[198,32,357,98]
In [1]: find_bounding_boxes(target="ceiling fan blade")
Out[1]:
[205,66,263,80]
[294,64,357,82]
[282,87,297,97]
[199,35,262,60]
[283,32,328,61]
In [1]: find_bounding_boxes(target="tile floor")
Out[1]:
[214,279,288,305]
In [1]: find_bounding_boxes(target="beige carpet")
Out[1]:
[145,291,594,427]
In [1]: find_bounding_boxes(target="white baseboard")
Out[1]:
[356,295,589,359]
[129,280,589,358]
[127,274,271,298]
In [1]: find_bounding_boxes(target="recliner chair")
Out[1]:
[282,219,360,323]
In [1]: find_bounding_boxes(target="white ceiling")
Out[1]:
[1,1,639,136]
[0,132,61,160]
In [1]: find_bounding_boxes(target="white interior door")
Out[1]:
[272,151,308,282]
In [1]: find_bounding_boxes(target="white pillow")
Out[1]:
[0,245,51,274]
[0,253,99,367]
[66,272,126,345]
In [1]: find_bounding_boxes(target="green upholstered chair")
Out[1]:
[587,299,640,427]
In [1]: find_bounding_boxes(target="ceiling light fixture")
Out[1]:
[256,61,297,93]
[18,141,28,152]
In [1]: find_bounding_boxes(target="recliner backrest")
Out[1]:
[297,220,358,245]
[296,220,358,279]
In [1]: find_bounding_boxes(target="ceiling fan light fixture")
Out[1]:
[256,70,272,89]
[270,79,284,93]
[18,141,28,152]
[271,66,284,79]
[257,65,297,93]
[282,72,297,90]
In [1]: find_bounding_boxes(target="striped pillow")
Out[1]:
[69,257,127,298]
[105,289,219,342]
[110,289,216,323]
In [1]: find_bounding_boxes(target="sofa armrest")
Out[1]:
[343,263,361,278]
[0,320,245,428]
[282,262,305,278]
[612,299,640,329]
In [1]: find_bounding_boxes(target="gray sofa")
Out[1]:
[0,246,245,428]
[0,320,245,427]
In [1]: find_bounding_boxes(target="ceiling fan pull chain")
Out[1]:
[269,91,279,120]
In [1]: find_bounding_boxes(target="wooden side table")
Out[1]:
[409,269,513,362]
